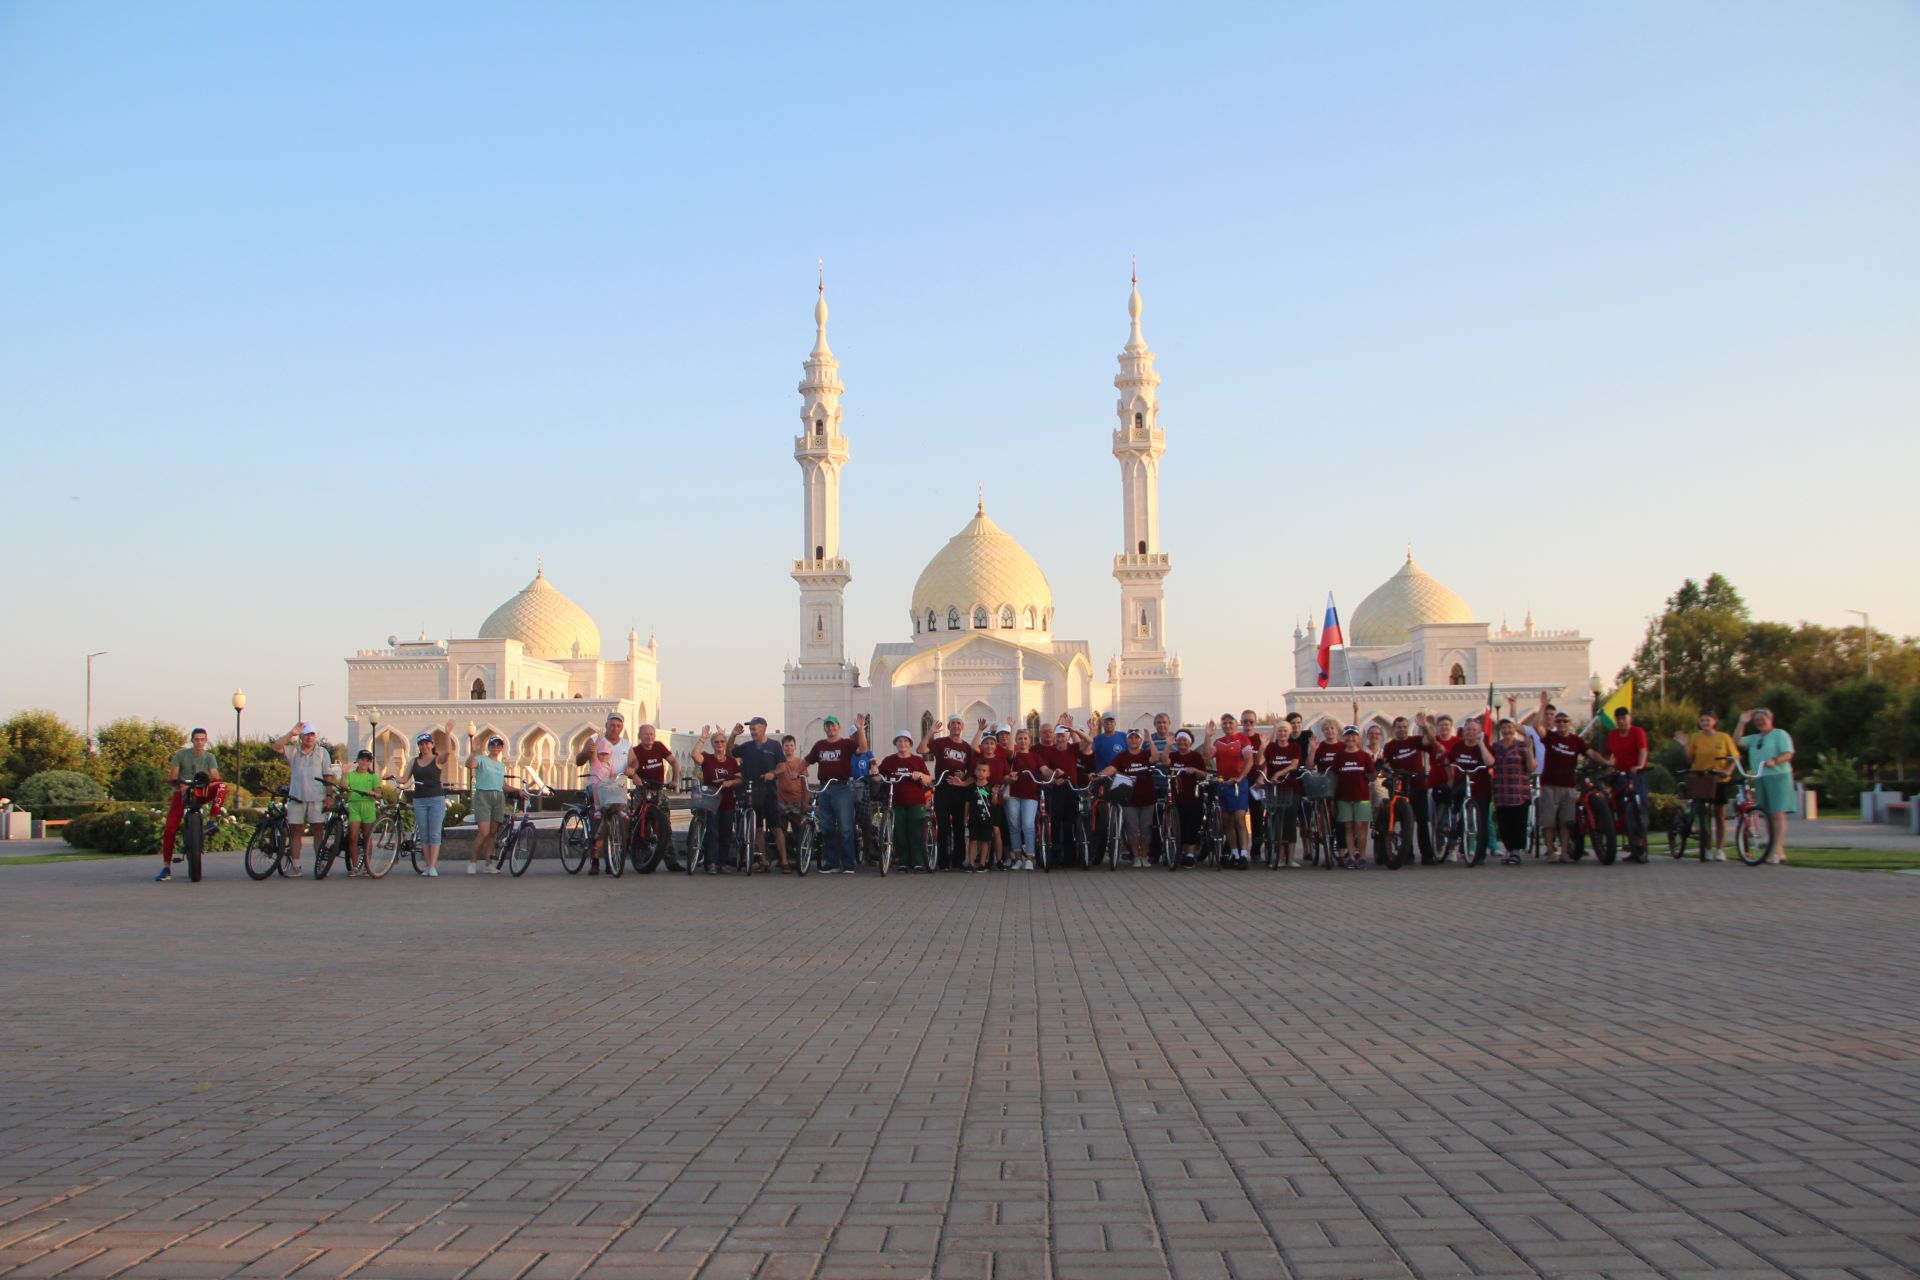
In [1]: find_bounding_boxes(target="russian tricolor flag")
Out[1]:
[1316,593,1342,689]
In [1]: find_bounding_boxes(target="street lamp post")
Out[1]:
[466,720,478,786]
[85,651,108,747]
[1846,609,1872,678]
[232,689,246,785]
[296,683,314,726]
[366,706,381,777]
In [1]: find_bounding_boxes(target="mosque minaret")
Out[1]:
[781,271,1183,741]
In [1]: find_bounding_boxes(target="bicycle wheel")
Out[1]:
[183,811,205,883]
[1589,796,1617,865]
[632,808,667,873]
[876,812,892,877]
[740,813,755,877]
[1733,807,1766,865]
[243,821,282,880]
[313,817,341,881]
[366,814,400,878]
[604,813,627,877]
[1386,800,1412,869]
[1461,805,1480,867]
[506,823,535,876]
[408,836,425,875]
[1668,810,1689,860]
[685,812,706,874]
[558,809,589,874]
[1035,818,1050,872]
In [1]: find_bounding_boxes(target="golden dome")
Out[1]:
[911,507,1053,637]
[478,568,602,660]
[1348,554,1473,648]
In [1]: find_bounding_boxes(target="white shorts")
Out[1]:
[286,799,326,825]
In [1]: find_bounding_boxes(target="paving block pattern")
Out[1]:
[2,857,1917,1279]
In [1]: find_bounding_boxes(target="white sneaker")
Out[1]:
[486,864,501,875]
[426,867,439,878]
[467,863,478,875]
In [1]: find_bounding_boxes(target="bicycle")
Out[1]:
[243,787,293,880]
[167,773,218,883]
[1039,778,1089,871]
[1609,768,1651,863]
[1569,766,1619,865]
[492,779,547,877]
[683,785,725,874]
[1006,769,1051,872]
[622,781,676,874]
[1091,775,1128,869]
[800,778,854,873]
[1449,759,1491,868]
[365,791,418,878]
[734,779,769,877]
[867,773,927,877]
[559,776,626,877]
[1668,762,1731,862]
[1727,765,1770,866]
[312,779,359,880]
[1298,767,1338,869]
[1371,768,1419,870]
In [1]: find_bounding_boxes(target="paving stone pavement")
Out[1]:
[2,856,1916,1280]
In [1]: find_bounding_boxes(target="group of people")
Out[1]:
[147,695,1800,881]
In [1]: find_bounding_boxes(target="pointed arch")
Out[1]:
[999,604,1015,629]
[972,604,989,629]
[947,606,962,631]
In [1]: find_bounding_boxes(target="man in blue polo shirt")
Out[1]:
[1090,715,1129,772]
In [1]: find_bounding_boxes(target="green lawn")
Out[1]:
[0,852,124,866]
[1782,847,1920,872]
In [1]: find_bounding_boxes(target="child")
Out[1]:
[343,749,382,876]
[964,760,996,872]
[772,736,809,871]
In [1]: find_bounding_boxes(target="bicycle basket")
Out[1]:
[1684,774,1718,802]
[1302,773,1335,800]
[691,787,723,814]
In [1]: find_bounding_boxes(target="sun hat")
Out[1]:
[893,730,914,744]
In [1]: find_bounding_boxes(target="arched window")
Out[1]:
[470,678,486,700]
[947,606,961,631]
[814,544,824,560]
[1449,663,1466,686]
[999,605,1015,629]
[927,608,938,633]
[973,606,989,629]
[814,418,824,437]
[509,681,515,699]
[1023,606,1036,629]
[913,614,920,635]
[1134,411,1144,429]
[1137,539,1146,554]
[1139,607,1150,637]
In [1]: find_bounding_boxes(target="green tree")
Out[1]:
[14,768,111,811]
[94,717,188,784]
[1868,687,1920,779]
[1633,576,1750,713]
[1806,677,1897,772]
[114,761,168,801]
[1749,683,1817,740]
[0,710,88,792]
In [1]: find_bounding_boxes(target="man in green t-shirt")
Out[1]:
[159,728,227,881]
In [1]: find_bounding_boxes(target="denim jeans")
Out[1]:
[1006,796,1038,856]
[817,781,856,870]
[412,795,447,846]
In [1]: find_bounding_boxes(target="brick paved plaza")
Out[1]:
[3,858,1916,1280]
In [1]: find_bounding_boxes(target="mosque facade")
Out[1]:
[1284,555,1593,732]
[343,569,663,788]
[781,275,1184,743]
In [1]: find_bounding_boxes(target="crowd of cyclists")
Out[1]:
[150,692,1798,881]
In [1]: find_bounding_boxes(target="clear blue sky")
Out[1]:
[4,0,1916,739]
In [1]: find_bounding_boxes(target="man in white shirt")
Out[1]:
[268,722,339,877]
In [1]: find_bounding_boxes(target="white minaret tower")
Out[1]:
[1108,265,1181,723]
[784,266,858,736]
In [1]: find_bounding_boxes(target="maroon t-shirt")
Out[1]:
[1169,749,1210,803]
[874,753,929,806]
[1449,738,1492,798]
[1039,742,1082,787]
[1382,737,1429,789]
[700,753,739,810]
[628,740,674,787]
[982,751,1010,790]
[1004,751,1045,800]
[806,737,856,782]
[1110,749,1159,807]
[1263,739,1306,792]
[1425,735,1457,789]
[1333,748,1375,803]
[1313,739,1344,771]
[929,736,976,787]
[1540,731,1587,788]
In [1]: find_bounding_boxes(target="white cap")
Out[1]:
[893,730,915,743]
[298,722,317,735]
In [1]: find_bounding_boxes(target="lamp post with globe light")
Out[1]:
[366,706,381,778]
[466,720,478,787]
[232,689,246,786]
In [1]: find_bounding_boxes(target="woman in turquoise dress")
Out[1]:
[1736,707,1796,865]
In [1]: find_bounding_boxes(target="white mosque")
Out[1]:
[1284,553,1594,732]
[782,274,1184,742]
[343,568,664,787]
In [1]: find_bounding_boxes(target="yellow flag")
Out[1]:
[1596,677,1633,730]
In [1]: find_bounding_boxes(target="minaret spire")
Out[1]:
[1110,264,1179,721]
[788,269,856,714]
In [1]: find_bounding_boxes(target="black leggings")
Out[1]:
[934,785,970,870]
[1495,804,1529,853]
[1176,800,1202,848]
